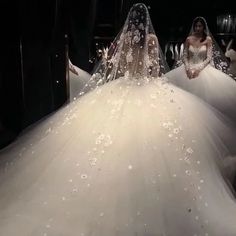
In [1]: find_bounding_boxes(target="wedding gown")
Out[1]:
[1,4,236,236]
[69,68,90,101]
[0,76,236,236]
[165,45,236,122]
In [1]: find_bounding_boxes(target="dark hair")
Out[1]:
[193,17,207,42]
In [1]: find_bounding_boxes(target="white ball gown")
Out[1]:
[1,4,236,236]
[68,60,91,101]
[1,76,236,236]
[165,40,236,122]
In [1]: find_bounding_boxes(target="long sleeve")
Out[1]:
[147,34,160,77]
[183,39,190,71]
[197,37,212,71]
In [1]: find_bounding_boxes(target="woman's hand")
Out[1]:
[186,69,192,79]
[186,69,200,79]
[191,69,200,78]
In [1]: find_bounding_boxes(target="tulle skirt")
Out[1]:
[0,77,236,236]
[165,64,236,122]
[69,67,91,101]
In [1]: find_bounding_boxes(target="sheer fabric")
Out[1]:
[78,3,169,96]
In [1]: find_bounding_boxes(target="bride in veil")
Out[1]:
[165,16,236,122]
[0,4,236,236]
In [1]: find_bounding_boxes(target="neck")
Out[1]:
[194,32,204,38]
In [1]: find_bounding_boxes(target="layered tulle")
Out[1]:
[0,77,236,236]
[166,64,236,122]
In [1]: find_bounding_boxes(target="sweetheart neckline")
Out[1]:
[189,45,207,50]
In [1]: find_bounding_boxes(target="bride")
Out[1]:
[165,16,236,122]
[0,4,236,236]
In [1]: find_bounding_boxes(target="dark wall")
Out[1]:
[67,0,98,72]
[20,0,68,127]
[119,0,235,37]
[89,0,235,69]
[90,0,235,48]
[0,1,23,147]
[0,0,68,148]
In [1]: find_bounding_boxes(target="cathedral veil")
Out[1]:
[78,3,169,97]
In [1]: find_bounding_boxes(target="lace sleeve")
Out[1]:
[197,37,212,71]
[147,34,160,77]
[183,38,190,71]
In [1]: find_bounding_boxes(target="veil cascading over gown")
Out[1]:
[0,4,236,236]
[165,17,236,122]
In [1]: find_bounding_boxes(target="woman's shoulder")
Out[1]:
[185,36,193,44]
[186,35,193,41]
[206,36,212,42]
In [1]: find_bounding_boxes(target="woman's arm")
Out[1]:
[197,36,212,71]
[183,37,190,71]
[191,37,212,78]
[183,37,192,78]
[147,34,160,78]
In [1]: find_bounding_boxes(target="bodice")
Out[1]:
[188,45,207,65]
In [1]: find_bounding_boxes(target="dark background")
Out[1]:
[0,0,235,148]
